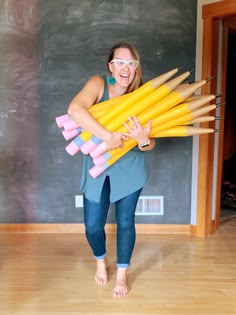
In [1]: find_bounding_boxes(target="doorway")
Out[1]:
[220,30,236,222]
[195,0,236,237]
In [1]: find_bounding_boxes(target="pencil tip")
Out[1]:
[216,102,226,107]
[206,76,215,82]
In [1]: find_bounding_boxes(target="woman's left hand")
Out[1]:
[123,115,151,144]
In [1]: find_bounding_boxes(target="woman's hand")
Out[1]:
[123,115,151,144]
[123,115,156,151]
[103,131,129,150]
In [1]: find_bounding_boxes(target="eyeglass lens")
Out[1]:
[111,59,138,69]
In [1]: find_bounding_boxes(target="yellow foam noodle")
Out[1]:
[188,116,215,124]
[106,144,134,166]
[154,126,214,137]
[89,93,129,114]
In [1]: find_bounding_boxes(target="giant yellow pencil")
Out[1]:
[154,126,214,138]
[187,116,215,124]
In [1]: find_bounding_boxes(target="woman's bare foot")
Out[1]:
[112,268,129,297]
[95,258,108,285]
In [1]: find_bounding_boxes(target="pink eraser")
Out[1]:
[80,140,98,155]
[63,119,79,131]
[56,114,69,128]
[62,129,80,141]
[89,166,104,178]
[90,142,107,158]
[93,155,107,166]
[65,142,80,156]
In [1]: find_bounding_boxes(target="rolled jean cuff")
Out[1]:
[94,253,106,260]
[117,263,129,268]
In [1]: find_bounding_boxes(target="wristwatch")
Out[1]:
[139,139,151,148]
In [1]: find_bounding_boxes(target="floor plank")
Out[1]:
[0,219,236,315]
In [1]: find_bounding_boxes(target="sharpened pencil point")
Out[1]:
[206,76,215,82]
[216,102,226,107]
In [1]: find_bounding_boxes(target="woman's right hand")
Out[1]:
[103,132,128,150]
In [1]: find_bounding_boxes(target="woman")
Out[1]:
[68,42,156,297]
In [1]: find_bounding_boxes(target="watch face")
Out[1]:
[140,139,150,147]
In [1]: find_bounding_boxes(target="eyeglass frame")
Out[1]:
[110,58,139,70]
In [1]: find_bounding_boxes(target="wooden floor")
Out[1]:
[0,219,236,315]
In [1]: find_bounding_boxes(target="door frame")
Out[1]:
[195,0,236,237]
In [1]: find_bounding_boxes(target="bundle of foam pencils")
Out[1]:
[56,68,217,178]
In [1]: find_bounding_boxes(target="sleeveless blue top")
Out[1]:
[80,76,149,203]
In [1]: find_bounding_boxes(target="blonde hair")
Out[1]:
[107,42,142,93]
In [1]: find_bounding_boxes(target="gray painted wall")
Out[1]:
[0,0,197,223]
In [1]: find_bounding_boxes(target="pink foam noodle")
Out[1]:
[80,139,98,155]
[56,114,69,128]
[90,142,107,158]
[93,151,112,166]
[93,155,108,166]
[65,141,80,156]
[62,128,81,141]
[89,164,108,178]
[63,119,79,131]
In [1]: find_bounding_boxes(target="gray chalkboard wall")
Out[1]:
[0,0,197,223]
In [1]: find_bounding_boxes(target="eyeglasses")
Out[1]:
[110,58,138,70]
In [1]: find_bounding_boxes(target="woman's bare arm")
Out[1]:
[67,76,125,149]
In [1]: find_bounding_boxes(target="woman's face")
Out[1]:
[108,48,137,88]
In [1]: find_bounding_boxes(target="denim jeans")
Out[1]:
[83,176,142,268]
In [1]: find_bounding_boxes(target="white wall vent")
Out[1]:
[135,196,164,216]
